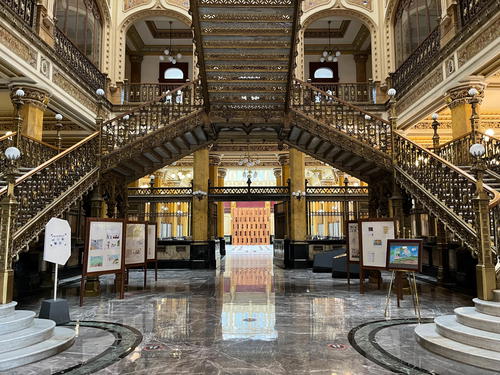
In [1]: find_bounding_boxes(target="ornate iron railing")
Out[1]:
[290,78,500,253]
[0,0,36,27]
[53,27,106,93]
[458,0,492,26]
[208,185,290,201]
[390,27,440,98]
[101,80,203,156]
[306,186,369,201]
[291,79,392,153]
[310,82,373,103]
[0,132,15,175]
[436,131,500,174]
[128,186,193,202]
[122,82,187,103]
[18,135,58,168]
[0,132,100,255]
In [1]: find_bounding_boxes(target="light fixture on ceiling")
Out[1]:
[238,146,261,181]
[161,21,182,64]
[320,20,341,63]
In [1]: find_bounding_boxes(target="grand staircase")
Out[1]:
[0,302,75,371]
[415,291,500,370]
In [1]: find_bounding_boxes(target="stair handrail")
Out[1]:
[0,132,100,196]
[0,131,16,143]
[20,134,59,151]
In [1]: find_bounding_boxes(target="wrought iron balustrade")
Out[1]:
[18,134,58,168]
[291,79,392,153]
[53,27,106,93]
[458,0,492,26]
[0,132,100,255]
[436,131,500,174]
[128,186,193,201]
[123,82,186,103]
[101,80,203,156]
[208,185,290,201]
[310,82,373,103]
[390,27,440,98]
[306,186,369,199]
[0,0,36,27]
[0,132,15,175]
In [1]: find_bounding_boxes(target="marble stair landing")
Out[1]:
[0,301,75,371]
[415,290,500,371]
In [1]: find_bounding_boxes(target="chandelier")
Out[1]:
[320,20,341,63]
[160,21,182,64]
[238,148,261,180]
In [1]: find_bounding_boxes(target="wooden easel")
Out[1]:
[384,270,421,322]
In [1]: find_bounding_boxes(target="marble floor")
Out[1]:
[7,245,496,374]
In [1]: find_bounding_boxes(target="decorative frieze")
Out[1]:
[445,78,485,109]
[0,25,36,67]
[53,70,99,114]
[10,86,50,111]
[123,0,150,11]
[457,17,500,68]
[303,0,330,12]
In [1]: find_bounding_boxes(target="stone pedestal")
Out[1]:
[39,299,70,325]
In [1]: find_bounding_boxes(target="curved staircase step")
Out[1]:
[415,323,500,371]
[0,319,55,354]
[0,310,35,335]
[473,298,500,317]
[455,306,500,333]
[0,301,16,318]
[0,326,75,371]
[435,315,500,352]
[493,290,500,302]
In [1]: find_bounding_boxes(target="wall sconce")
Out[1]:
[292,190,306,200]
[192,190,207,200]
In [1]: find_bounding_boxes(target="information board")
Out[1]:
[125,222,146,266]
[147,224,157,261]
[360,219,395,269]
[347,221,360,262]
[86,220,124,274]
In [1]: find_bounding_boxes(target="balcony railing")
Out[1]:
[458,0,492,26]
[310,82,374,104]
[0,0,36,27]
[122,82,186,103]
[390,27,440,98]
[53,27,106,93]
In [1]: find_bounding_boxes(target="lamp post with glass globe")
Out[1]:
[431,113,440,151]
[470,143,497,300]
[468,88,480,144]
[0,146,21,304]
[11,88,25,150]
[55,113,63,152]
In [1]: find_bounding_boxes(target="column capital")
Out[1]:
[129,54,144,64]
[218,167,227,179]
[445,77,486,109]
[209,154,221,166]
[10,84,51,111]
[273,168,282,178]
[353,54,369,63]
[278,153,289,166]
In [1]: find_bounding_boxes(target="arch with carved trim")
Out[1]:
[301,8,381,81]
[115,7,192,83]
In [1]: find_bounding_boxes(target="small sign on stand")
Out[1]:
[39,217,72,325]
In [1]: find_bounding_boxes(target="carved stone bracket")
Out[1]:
[445,77,486,109]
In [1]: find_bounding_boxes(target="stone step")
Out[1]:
[473,298,500,317]
[0,310,35,335]
[0,327,75,371]
[494,290,500,302]
[435,315,500,352]
[0,319,55,354]
[455,306,500,333]
[415,323,500,371]
[0,301,17,318]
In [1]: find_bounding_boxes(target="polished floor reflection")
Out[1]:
[8,246,494,374]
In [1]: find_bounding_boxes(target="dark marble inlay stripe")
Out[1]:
[54,321,142,375]
[348,318,435,375]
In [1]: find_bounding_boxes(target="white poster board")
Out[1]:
[347,221,360,262]
[44,218,71,265]
[87,221,124,273]
[147,224,156,260]
[360,220,395,269]
[125,223,146,265]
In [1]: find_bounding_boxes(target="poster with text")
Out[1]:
[125,223,146,265]
[87,221,123,273]
[347,222,360,262]
[360,220,395,269]
[147,224,156,260]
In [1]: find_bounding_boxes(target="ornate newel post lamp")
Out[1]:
[55,113,63,152]
[11,88,25,150]
[470,143,497,300]
[0,146,21,304]
[468,88,480,144]
[431,113,440,151]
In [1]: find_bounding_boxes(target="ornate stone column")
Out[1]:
[445,77,485,139]
[10,84,50,141]
[278,153,290,185]
[273,168,282,186]
[37,0,56,46]
[129,55,144,83]
[217,168,226,239]
[209,154,221,186]
[191,148,210,268]
[289,149,308,267]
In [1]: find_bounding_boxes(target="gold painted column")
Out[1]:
[273,168,282,186]
[354,54,368,83]
[289,149,306,241]
[217,168,226,238]
[279,154,290,185]
[192,148,209,242]
[445,78,485,139]
[129,55,143,83]
[10,85,50,141]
